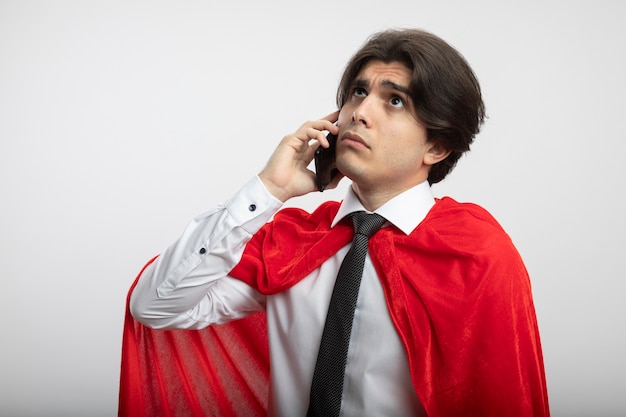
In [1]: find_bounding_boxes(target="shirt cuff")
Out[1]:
[224,175,284,234]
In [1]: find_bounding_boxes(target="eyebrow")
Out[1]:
[352,78,412,97]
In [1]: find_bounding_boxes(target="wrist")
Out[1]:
[257,173,292,202]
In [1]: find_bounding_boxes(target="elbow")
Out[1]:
[129,287,150,326]
[129,287,163,329]
[128,285,184,330]
[128,256,167,328]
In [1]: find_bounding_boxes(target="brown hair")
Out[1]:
[337,29,486,184]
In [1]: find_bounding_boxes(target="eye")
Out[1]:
[353,87,367,97]
[390,96,405,108]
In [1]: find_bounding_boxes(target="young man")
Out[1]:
[123,29,549,416]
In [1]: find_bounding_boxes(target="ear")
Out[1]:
[423,141,451,166]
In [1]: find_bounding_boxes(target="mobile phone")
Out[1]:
[314,132,340,192]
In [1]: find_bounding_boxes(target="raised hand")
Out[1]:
[258,111,340,202]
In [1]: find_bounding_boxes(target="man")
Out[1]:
[123,28,550,416]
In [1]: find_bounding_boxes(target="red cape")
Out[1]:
[229,197,549,416]
[119,257,270,417]
[119,197,549,416]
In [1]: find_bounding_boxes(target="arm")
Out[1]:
[130,112,340,329]
[129,176,282,329]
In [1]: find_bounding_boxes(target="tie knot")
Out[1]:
[350,212,386,238]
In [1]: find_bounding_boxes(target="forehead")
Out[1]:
[355,60,412,86]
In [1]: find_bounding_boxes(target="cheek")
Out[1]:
[379,140,425,170]
[337,106,354,127]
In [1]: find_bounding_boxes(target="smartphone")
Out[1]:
[314,132,339,192]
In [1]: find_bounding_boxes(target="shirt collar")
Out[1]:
[331,181,435,235]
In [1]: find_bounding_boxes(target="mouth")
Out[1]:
[341,131,369,149]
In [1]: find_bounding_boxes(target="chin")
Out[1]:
[336,161,368,185]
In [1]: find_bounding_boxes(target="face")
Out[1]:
[336,60,447,197]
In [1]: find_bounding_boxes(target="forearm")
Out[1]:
[129,176,283,329]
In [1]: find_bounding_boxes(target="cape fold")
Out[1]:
[118,257,270,417]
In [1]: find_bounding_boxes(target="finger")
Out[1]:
[299,112,339,135]
[320,111,340,136]
[303,127,334,148]
[321,110,340,123]
[302,141,320,163]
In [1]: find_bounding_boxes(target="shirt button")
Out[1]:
[248,204,257,212]
[199,248,206,255]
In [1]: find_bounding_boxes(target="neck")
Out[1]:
[351,182,416,212]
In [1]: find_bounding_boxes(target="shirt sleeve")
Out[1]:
[129,176,283,330]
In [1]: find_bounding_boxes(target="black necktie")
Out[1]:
[307,211,387,417]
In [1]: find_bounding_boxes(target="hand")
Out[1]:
[259,111,340,202]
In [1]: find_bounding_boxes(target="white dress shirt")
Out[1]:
[130,176,433,417]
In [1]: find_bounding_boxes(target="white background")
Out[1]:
[1,1,625,416]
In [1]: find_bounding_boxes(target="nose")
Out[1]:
[351,99,370,127]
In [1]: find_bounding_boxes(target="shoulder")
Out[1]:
[415,197,516,255]
[268,200,342,233]
[424,197,506,234]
